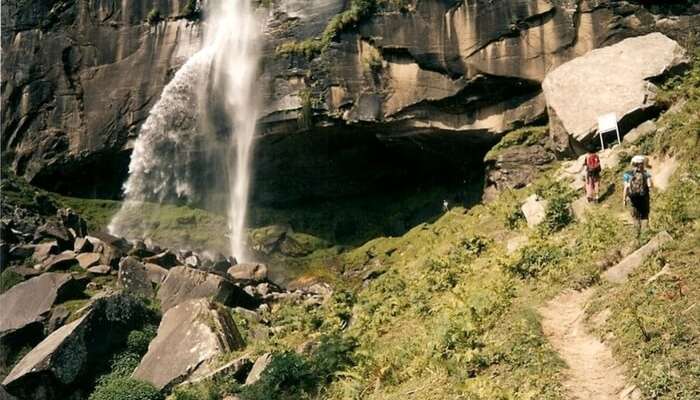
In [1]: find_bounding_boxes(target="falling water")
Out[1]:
[109,0,262,261]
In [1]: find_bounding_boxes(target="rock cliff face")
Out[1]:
[2,0,699,204]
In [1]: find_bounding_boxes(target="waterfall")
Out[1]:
[109,0,262,261]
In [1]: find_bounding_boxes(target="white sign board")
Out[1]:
[596,112,621,149]
[597,113,618,133]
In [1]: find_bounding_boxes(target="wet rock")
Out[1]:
[143,250,179,268]
[76,253,101,269]
[521,194,548,227]
[2,294,150,399]
[144,263,168,285]
[42,251,79,272]
[227,263,268,285]
[244,353,272,385]
[158,266,259,312]
[87,265,111,275]
[118,257,155,299]
[543,33,687,153]
[0,273,83,341]
[132,299,244,390]
[33,241,60,263]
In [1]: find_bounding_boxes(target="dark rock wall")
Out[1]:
[2,0,699,204]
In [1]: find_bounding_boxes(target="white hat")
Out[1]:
[631,155,646,164]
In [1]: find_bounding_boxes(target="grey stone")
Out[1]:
[0,273,81,339]
[33,241,59,263]
[623,120,657,144]
[118,257,154,299]
[42,251,78,272]
[158,266,259,312]
[143,250,179,268]
[45,306,70,335]
[543,33,687,152]
[144,263,168,285]
[76,252,101,269]
[227,263,268,284]
[244,353,272,385]
[521,195,548,227]
[2,294,149,399]
[87,265,111,275]
[34,222,73,249]
[603,231,673,284]
[73,237,93,254]
[132,299,244,390]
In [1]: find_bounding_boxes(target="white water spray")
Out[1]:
[109,0,262,261]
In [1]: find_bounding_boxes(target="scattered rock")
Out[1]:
[5,266,42,279]
[184,254,200,268]
[73,237,93,254]
[646,264,674,285]
[45,306,70,335]
[76,252,101,269]
[41,251,78,272]
[143,250,179,268]
[521,194,548,227]
[158,266,259,312]
[34,222,73,249]
[227,263,268,285]
[132,299,244,390]
[506,235,527,255]
[118,257,155,299]
[648,155,679,192]
[57,208,87,238]
[87,265,111,275]
[0,273,83,340]
[8,244,35,262]
[32,241,59,263]
[543,33,687,152]
[86,235,124,268]
[185,354,253,385]
[603,231,673,284]
[128,240,155,258]
[2,294,149,399]
[244,353,272,385]
[144,263,168,284]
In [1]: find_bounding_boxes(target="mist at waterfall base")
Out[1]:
[108,0,262,261]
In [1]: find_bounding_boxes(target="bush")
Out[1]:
[182,0,201,20]
[0,269,24,294]
[536,181,576,233]
[238,352,315,400]
[89,377,163,400]
[126,325,157,354]
[146,8,161,25]
[506,240,565,279]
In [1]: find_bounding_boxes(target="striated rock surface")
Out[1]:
[2,294,149,399]
[158,266,258,312]
[543,33,688,153]
[132,298,244,390]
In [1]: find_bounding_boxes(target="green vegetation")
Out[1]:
[297,88,314,130]
[361,45,383,73]
[146,8,162,25]
[484,126,548,161]
[0,269,25,294]
[277,0,377,58]
[89,378,163,400]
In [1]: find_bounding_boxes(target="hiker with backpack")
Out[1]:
[582,148,601,202]
[623,155,653,234]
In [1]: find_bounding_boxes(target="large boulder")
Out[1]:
[2,294,150,399]
[227,263,268,285]
[157,266,259,312]
[132,299,244,390]
[41,251,78,272]
[521,194,548,227]
[118,257,155,299]
[543,33,688,153]
[603,231,673,284]
[0,273,83,341]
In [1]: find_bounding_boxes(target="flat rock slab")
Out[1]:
[158,266,258,312]
[245,353,272,385]
[0,273,81,338]
[2,294,148,399]
[76,252,101,269]
[543,33,687,146]
[132,298,244,390]
[603,231,673,284]
[42,251,78,272]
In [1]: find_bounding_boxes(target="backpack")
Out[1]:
[586,154,601,173]
[628,170,648,198]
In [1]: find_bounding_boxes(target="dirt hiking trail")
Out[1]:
[540,289,639,400]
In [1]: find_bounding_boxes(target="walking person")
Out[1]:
[582,147,601,202]
[623,155,653,237]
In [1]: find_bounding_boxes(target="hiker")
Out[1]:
[623,155,653,234]
[581,147,601,202]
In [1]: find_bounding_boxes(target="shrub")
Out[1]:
[0,269,24,294]
[182,0,201,20]
[238,352,315,400]
[146,8,161,25]
[89,377,163,400]
[506,240,565,279]
[309,334,357,381]
[126,325,157,354]
[536,181,576,233]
